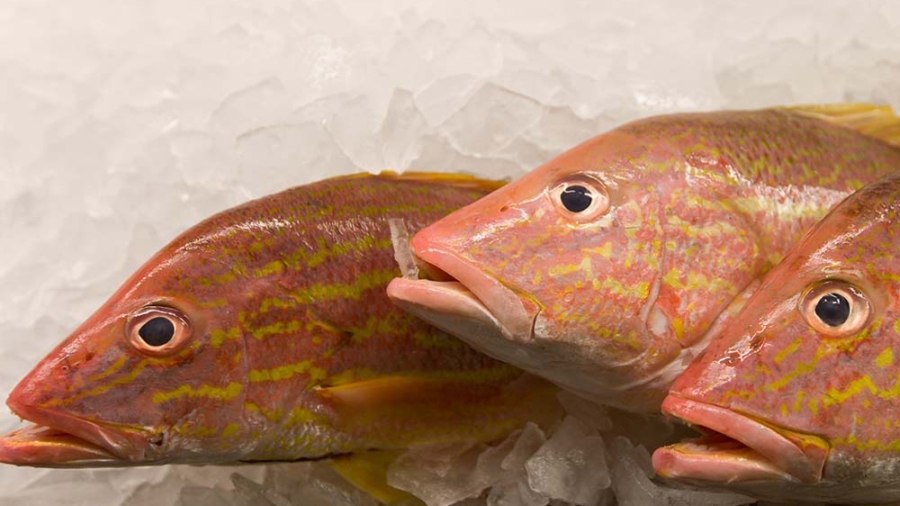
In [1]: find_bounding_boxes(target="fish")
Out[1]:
[0,172,560,484]
[387,104,900,413]
[652,171,900,505]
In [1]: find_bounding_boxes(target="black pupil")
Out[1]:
[814,293,850,327]
[139,317,175,346]
[561,185,593,213]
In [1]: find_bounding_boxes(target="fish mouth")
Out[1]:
[387,237,540,353]
[653,395,829,484]
[0,396,150,467]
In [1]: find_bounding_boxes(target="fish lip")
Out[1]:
[0,395,150,466]
[387,238,539,344]
[653,395,828,484]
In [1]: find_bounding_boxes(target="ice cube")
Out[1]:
[441,83,543,156]
[231,473,293,506]
[524,416,610,506]
[377,89,429,171]
[281,462,380,506]
[176,485,241,506]
[236,122,354,196]
[502,423,546,471]
[209,78,294,140]
[414,75,483,127]
[387,441,488,506]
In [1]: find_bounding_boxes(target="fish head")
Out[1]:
[2,233,251,467]
[389,128,689,409]
[654,173,900,497]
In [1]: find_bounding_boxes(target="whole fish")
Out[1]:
[653,172,900,505]
[0,173,559,477]
[387,104,900,412]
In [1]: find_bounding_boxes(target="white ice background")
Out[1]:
[0,0,899,505]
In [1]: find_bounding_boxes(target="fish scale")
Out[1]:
[654,172,900,504]
[0,172,560,474]
[388,105,900,413]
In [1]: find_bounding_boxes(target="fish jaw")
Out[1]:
[387,236,540,348]
[653,395,828,485]
[0,391,149,466]
[0,425,118,467]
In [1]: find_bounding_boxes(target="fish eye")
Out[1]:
[561,185,593,212]
[815,293,849,326]
[139,317,175,346]
[126,306,192,356]
[549,176,610,222]
[800,280,871,337]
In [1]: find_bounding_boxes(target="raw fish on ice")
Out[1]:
[388,104,900,412]
[655,171,900,504]
[0,173,560,501]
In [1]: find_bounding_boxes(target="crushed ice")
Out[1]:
[388,218,420,280]
[115,401,757,506]
[2,0,899,505]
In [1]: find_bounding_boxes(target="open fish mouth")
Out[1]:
[387,237,541,350]
[653,395,829,484]
[0,397,149,467]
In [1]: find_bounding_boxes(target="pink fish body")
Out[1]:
[0,172,559,468]
[388,105,900,412]
[653,172,900,504]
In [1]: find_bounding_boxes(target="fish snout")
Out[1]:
[3,364,151,464]
[400,235,539,343]
[3,391,149,464]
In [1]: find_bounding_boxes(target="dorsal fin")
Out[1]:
[339,171,508,193]
[783,103,900,148]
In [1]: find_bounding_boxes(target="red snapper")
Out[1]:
[388,105,900,412]
[0,173,560,477]
[654,171,900,504]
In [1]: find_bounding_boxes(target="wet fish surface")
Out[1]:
[654,171,900,504]
[0,172,560,469]
[388,105,900,412]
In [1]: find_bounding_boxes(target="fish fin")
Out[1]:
[320,375,462,408]
[341,170,507,192]
[318,374,562,447]
[783,103,900,147]
[329,451,424,506]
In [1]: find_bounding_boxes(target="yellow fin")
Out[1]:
[340,170,507,192]
[330,451,424,506]
[317,374,563,449]
[783,103,900,147]
[320,375,460,408]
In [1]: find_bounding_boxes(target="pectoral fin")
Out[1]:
[784,103,900,147]
[330,451,423,506]
[321,375,465,408]
[317,373,562,449]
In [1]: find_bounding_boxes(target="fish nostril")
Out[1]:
[499,205,509,212]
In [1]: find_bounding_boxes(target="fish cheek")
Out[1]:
[105,339,248,458]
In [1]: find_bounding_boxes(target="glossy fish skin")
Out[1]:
[387,106,900,412]
[0,172,560,467]
[653,172,900,504]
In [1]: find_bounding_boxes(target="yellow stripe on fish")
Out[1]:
[0,172,563,476]
[388,104,900,412]
[656,172,900,503]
